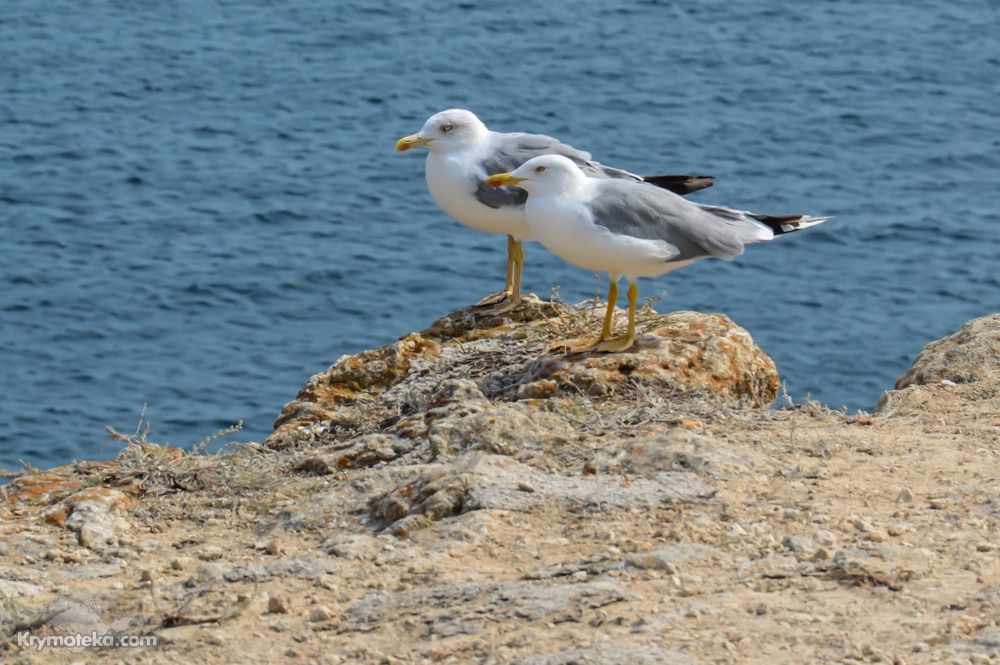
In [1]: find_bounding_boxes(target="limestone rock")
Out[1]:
[513,644,701,665]
[5,308,1000,664]
[293,434,418,473]
[268,333,441,448]
[267,303,780,451]
[369,453,713,533]
[518,311,779,405]
[586,430,766,480]
[426,402,576,459]
[43,487,131,552]
[894,314,1000,388]
[625,542,726,572]
[223,556,341,582]
[2,462,119,511]
[342,579,637,636]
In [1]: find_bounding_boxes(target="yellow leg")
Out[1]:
[597,282,638,352]
[598,280,618,341]
[550,280,619,354]
[473,235,516,307]
[483,238,525,315]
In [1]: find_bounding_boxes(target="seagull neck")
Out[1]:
[569,173,596,197]
[433,137,490,166]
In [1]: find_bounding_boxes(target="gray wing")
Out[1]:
[474,132,642,209]
[587,181,754,262]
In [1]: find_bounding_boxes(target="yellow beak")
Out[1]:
[394,133,431,152]
[485,172,525,188]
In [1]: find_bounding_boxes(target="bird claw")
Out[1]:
[548,336,602,354]
[595,335,636,353]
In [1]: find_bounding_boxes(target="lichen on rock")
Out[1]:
[266,301,781,453]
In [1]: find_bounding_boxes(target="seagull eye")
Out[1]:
[535,165,546,173]
[441,123,453,133]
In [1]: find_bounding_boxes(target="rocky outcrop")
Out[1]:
[894,313,1000,388]
[266,300,780,452]
[1,310,999,665]
[876,313,999,415]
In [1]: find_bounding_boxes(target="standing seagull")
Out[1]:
[486,155,830,353]
[395,109,714,314]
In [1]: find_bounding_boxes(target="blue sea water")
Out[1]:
[1,0,998,472]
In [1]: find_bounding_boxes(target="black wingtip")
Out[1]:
[750,213,828,235]
[641,174,715,196]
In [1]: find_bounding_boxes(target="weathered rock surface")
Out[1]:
[44,487,131,552]
[894,313,1000,388]
[266,302,779,451]
[876,312,1000,415]
[368,453,714,536]
[513,644,700,665]
[1,308,998,665]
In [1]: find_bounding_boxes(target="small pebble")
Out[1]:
[135,539,160,552]
[140,569,155,583]
[896,488,914,503]
[171,556,193,571]
[317,575,339,592]
[309,606,335,622]
[199,545,224,561]
[812,548,832,561]
[854,517,878,533]
[265,539,283,556]
[268,596,291,614]
[887,524,909,537]
[206,633,225,646]
[813,530,837,546]
[782,535,815,556]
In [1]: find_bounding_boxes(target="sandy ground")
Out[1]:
[2,308,998,665]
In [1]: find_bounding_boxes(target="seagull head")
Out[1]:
[485,155,586,195]
[394,109,489,154]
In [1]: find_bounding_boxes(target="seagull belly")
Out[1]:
[425,155,533,239]
[528,199,684,280]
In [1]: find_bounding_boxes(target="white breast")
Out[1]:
[526,190,693,282]
[425,152,533,240]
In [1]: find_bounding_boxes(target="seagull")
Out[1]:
[395,109,714,314]
[485,154,831,353]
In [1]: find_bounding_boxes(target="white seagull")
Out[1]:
[485,154,831,353]
[395,109,713,314]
